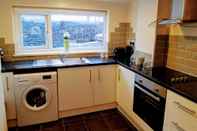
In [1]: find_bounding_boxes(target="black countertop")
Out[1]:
[2,57,116,74]
[2,57,197,103]
[117,60,197,103]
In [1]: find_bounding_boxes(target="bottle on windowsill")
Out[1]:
[63,32,70,52]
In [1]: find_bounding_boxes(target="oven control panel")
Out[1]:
[135,74,167,98]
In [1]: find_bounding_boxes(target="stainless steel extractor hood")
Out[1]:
[158,0,197,25]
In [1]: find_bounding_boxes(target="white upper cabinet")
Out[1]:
[94,65,116,105]
[163,90,197,131]
[117,66,135,117]
[58,67,94,111]
[2,72,16,120]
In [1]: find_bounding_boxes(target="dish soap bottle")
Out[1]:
[64,32,70,51]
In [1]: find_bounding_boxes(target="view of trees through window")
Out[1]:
[20,13,106,50]
[21,15,47,48]
[52,14,105,49]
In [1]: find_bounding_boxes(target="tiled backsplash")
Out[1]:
[0,23,135,62]
[0,38,15,61]
[153,35,169,67]
[108,23,135,55]
[167,35,197,76]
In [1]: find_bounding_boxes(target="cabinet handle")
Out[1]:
[6,76,9,91]
[118,69,120,81]
[98,69,101,81]
[89,70,92,83]
[5,102,8,110]
[173,101,196,118]
[171,121,185,131]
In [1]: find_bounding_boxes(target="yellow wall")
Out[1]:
[0,0,130,44]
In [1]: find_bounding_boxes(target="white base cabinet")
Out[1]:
[116,66,135,118]
[0,73,8,131]
[58,67,94,111]
[163,90,197,131]
[2,73,16,120]
[94,65,116,105]
[58,65,116,112]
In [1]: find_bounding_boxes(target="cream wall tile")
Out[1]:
[167,35,197,76]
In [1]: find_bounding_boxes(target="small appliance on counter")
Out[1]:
[130,50,152,70]
[112,47,126,60]
[112,45,134,63]
[0,48,4,59]
[0,48,6,63]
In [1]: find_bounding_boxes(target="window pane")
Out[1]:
[21,15,46,48]
[51,14,105,50]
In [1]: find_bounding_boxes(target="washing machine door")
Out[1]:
[23,85,52,111]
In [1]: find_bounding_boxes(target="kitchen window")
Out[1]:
[14,8,108,55]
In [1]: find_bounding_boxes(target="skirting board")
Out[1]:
[117,106,143,131]
[59,102,117,118]
[7,119,17,128]
[117,106,153,131]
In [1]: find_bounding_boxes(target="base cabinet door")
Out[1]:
[94,65,116,105]
[117,66,135,117]
[2,73,16,120]
[58,67,94,111]
[0,96,7,131]
[163,90,197,131]
[0,73,8,131]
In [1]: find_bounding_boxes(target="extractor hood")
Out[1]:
[158,0,197,25]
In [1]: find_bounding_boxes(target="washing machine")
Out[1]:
[14,72,58,126]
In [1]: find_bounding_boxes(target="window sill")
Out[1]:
[14,49,107,57]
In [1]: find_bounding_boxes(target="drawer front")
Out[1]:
[168,91,197,119]
[164,90,197,131]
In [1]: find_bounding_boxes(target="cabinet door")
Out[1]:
[58,67,94,111]
[2,73,16,120]
[94,65,116,105]
[117,66,135,117]
[163,90,197,131]
[0,74,8,131]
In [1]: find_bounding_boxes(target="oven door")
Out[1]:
[133,83,165,131]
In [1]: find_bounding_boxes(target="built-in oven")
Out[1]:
[133,74,167,131]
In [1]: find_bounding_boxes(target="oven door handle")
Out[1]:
[135,84,161,102]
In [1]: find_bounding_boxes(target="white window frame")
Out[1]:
[13,7,108,56]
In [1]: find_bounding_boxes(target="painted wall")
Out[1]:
[0,0,130,44]
[134,0,158,55]
[0,0,13,44]
[128,0,138,33]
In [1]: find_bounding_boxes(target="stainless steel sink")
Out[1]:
[60,57,91,64]
[33,59,63,67]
